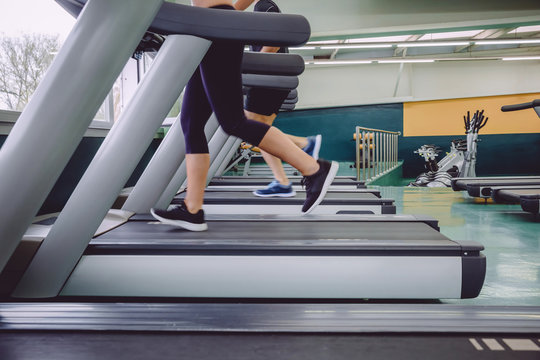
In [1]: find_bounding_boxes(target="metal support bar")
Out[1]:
[205,127,233,184]
[121,115,186,213]
[215,138,243,176]
[355,127,360,181]
[13,34,211,298]
[206,136,240,184]
[0,0,164,273]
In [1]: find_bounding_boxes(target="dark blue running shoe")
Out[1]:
[253,180,296,197]
[151,201,207,231]
[302,134,322,160]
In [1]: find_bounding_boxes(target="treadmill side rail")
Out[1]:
[61,254,465,299]
[521,197,540,214]
[461,254,486,299]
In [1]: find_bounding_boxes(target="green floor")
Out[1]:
[374,185,540,306]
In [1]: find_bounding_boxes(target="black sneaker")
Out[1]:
[150,201,208,231]
[301,159,339,214]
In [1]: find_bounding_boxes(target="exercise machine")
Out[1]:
[409,110,488,187]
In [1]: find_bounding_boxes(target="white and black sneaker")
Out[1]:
[301,159,339,214]
[150,201,208,231]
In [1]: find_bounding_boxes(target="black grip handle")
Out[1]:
[501,99,540,112]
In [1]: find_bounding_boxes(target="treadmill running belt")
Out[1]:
[210,177,364,187]
[93,219,453,251]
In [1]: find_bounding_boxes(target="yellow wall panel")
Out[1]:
[403,93,540,137]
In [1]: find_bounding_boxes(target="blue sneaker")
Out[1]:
[302,134,322,160]
[253,180,296,198]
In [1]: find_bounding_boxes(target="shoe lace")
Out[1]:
[300,175,312,189]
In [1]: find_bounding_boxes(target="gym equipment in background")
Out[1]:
[409,110,488,187]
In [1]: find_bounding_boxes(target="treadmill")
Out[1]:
[491,186,540,214]
[451,99,540,199]
[489,99,540,214]
[171,190,396,215]
[52,213,483,299]
[0,1,485,301]
[210,175,366,188]
[464,177,540,198]
[451,176,540,196]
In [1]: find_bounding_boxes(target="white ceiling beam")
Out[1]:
[394,34,423,56]
[455,28,514,52]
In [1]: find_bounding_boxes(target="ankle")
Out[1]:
[302,162,320,177]
[277,179,290,186]
[184,200,202,214]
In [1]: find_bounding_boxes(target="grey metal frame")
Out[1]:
[0,303,537,334]
[205,127,234,185]
[215,138,243,176]
[13,35,212,298]
[121,116,187,214]
[0,0,164,273]
[61,254,462,298]
[206,135,241,184]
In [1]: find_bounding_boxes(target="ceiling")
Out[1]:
[170,0,540,64]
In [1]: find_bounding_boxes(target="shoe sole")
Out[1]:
[312,134,322,160]
[302,161,339,215]
[252,191,297,198]
[150,209,208,232]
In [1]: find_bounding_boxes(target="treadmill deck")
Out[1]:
[57,216,486,299]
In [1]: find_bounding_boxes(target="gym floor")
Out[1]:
[376,185,540,307]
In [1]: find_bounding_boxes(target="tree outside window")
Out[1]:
[0,33,59,111]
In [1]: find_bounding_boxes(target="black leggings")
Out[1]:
[181,5,271,154]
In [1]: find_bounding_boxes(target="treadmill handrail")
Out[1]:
[242,74,299,90]
[55,0,311,47]
[501,99,540,112]
[242,52,305,76]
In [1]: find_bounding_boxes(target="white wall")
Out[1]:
[296,60,540,108]
[277,0,540,38]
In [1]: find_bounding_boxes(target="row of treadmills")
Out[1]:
[451,99,540,216]
[0,0,486,315]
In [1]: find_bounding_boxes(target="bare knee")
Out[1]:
[244,110,276,126]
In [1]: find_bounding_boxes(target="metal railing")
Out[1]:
[355,126,401,183]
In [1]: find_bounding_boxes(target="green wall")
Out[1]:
[275,104,540,178]
[275,104,403,161]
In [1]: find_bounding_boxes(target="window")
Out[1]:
[0,0,149,129]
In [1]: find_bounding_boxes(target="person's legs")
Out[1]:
[286,134,308,149]
[199,42,337,213]
[184,153,209,213]
[179,67,213,214]
[150,67,212,231]
[198,40,320,177]
[257,126,319,174]
[155,27,337,228]
[243,110,290,186]
[242,86,330,202]
[299,134,323,160]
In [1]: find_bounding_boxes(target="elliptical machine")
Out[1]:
[409,110,488,187]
